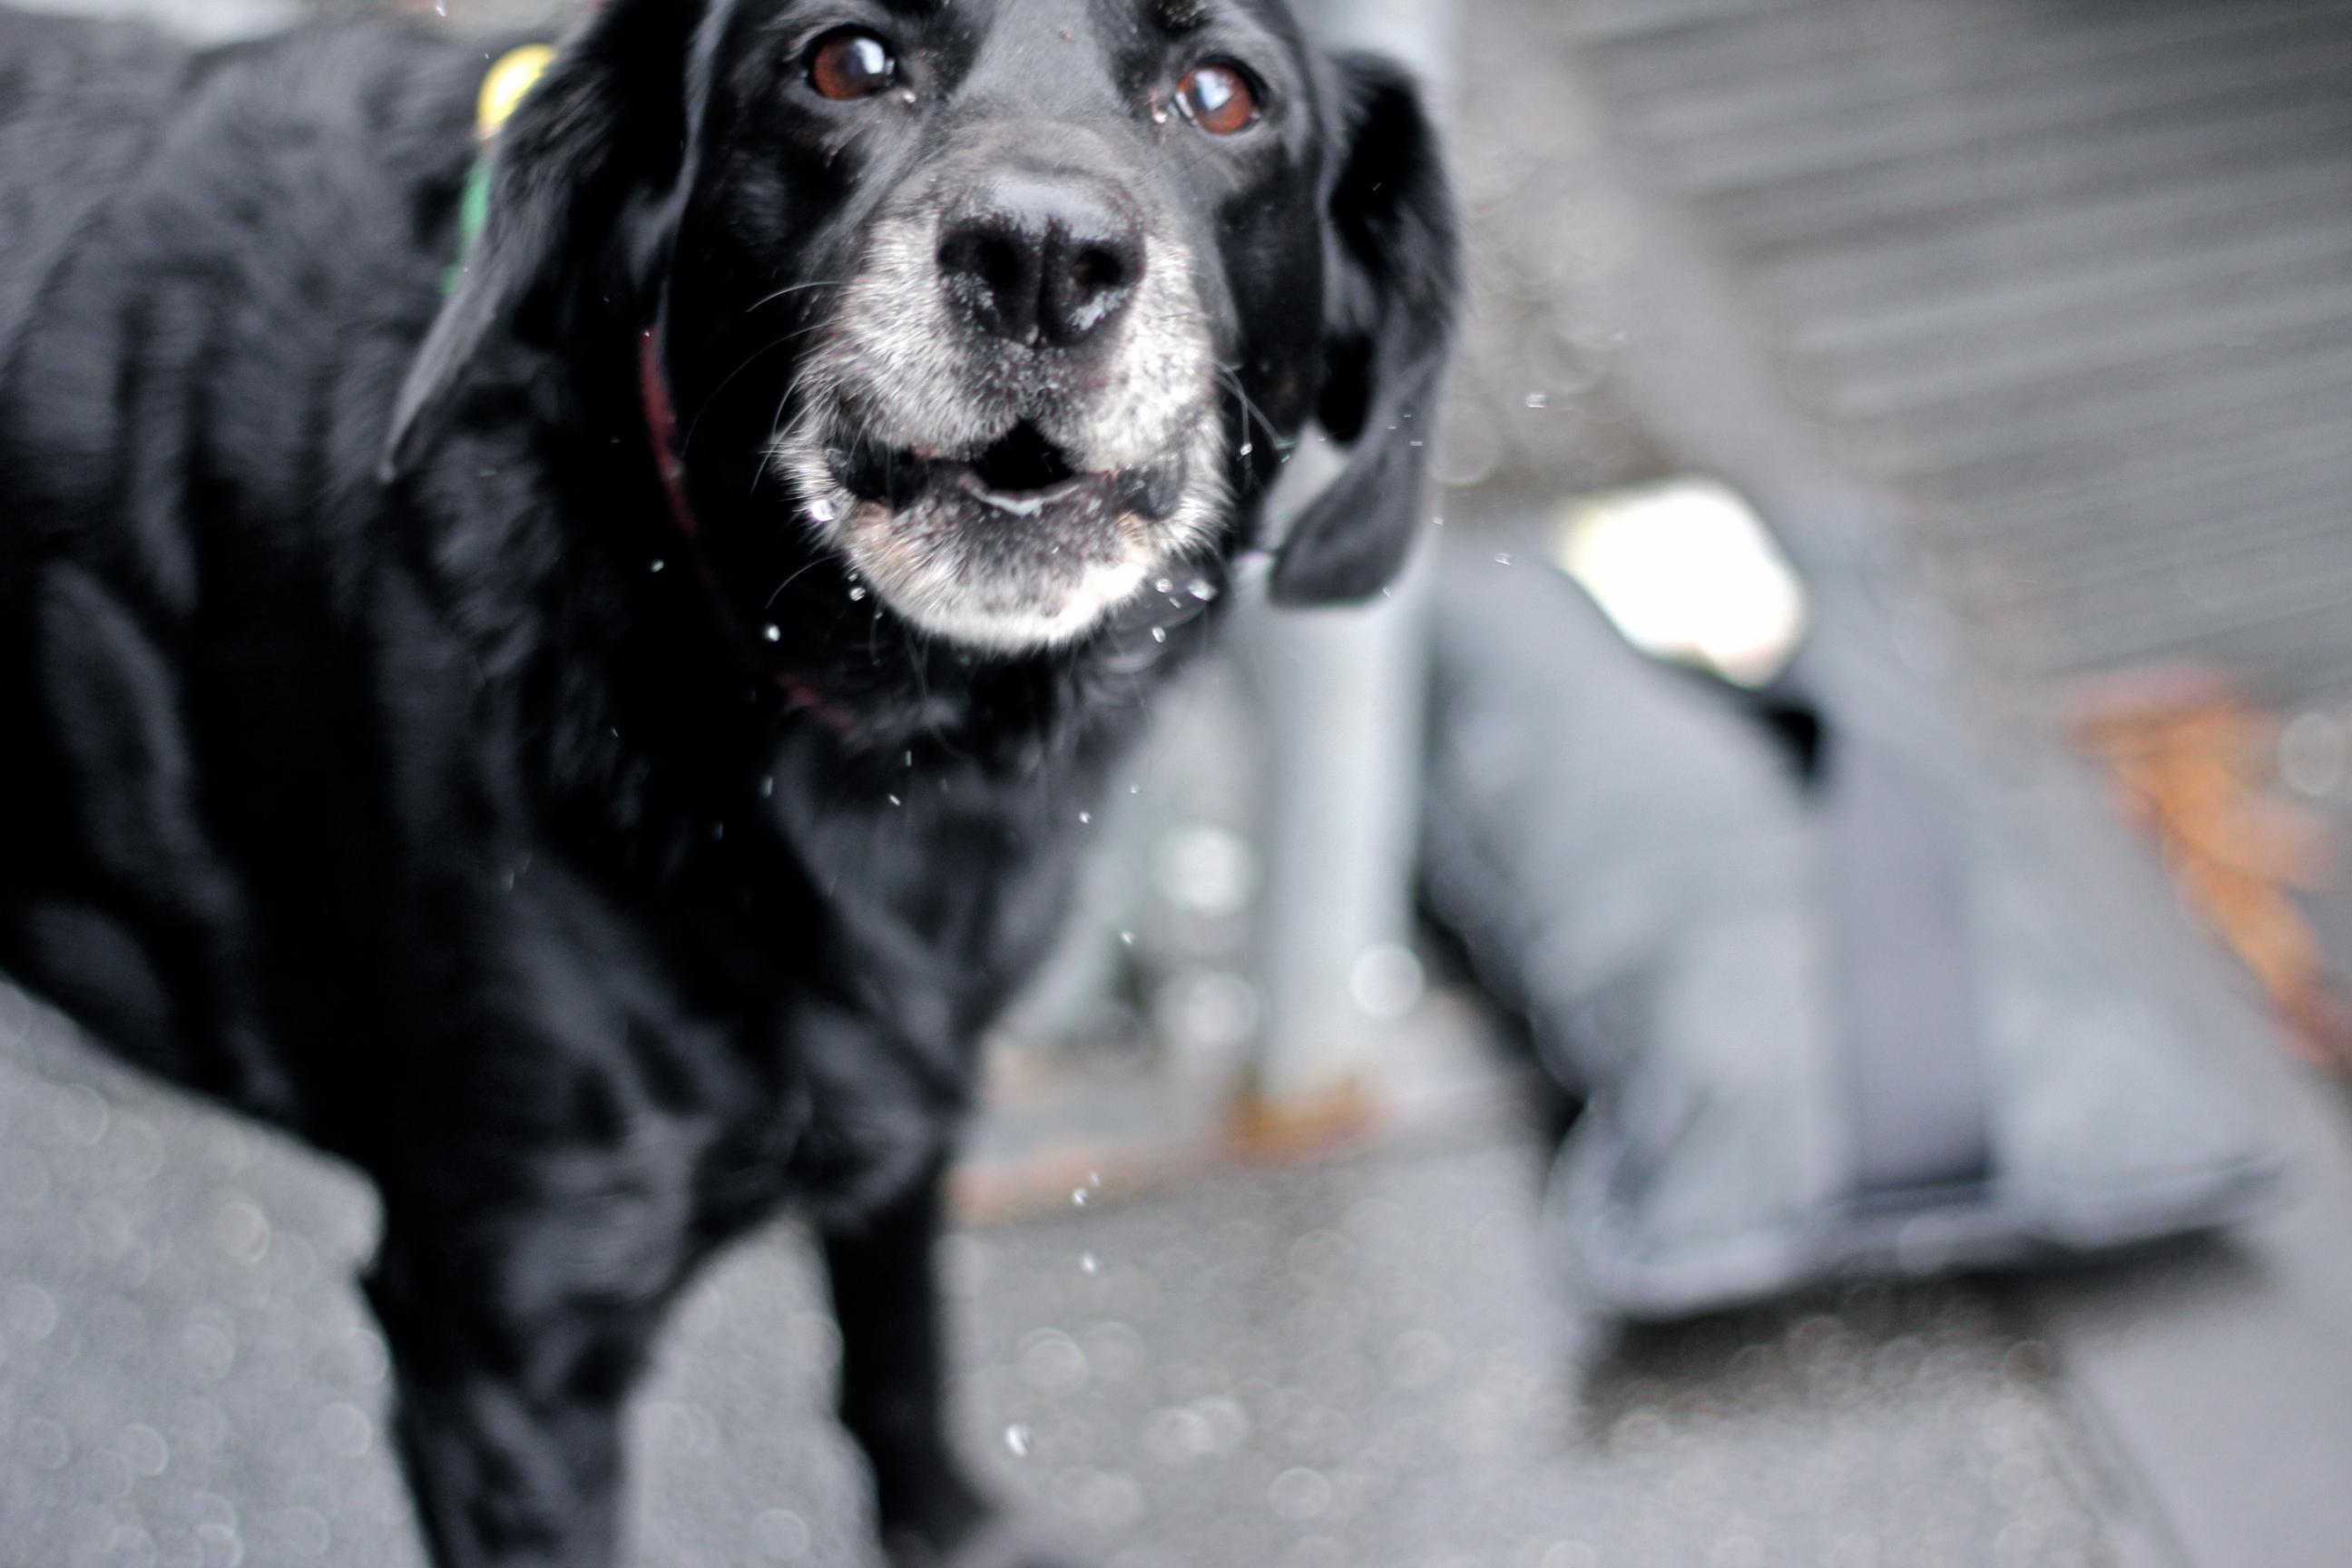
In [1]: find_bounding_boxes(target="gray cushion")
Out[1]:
[1422,534,2288,1318]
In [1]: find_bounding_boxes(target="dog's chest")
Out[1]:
[568,760,1092,1227]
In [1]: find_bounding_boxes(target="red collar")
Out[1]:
[636,329,859,740]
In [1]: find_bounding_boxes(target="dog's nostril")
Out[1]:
[980,240,1027,302]
[939,171,1145,350]
[940,225,1037,340]
[1067,245,1125,298]
[1043,230,1140,346]
[1056,243,1129,337]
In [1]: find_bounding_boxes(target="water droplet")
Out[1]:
[1079,811,1093,825]
[1268,1467,1333,1522]
[651,558,667,573]
[1072,1188,1090,1207]
[1525,392,1549,409]
[887,794,902,808]
[1494,553,1513,566]
[1240,442,1255,456]
[2282,710,2349,798]
[1188,578,1219,602]
[1156,825,1260,918]
[1349,944,1426,1019]
[1152,627,1168,643]
[763,624,782,642]
[1081,1252,1099,1275]
[759,776,776,799]
[1004,1424,1034,1456]
[1120,930,1136,946]
[1155,578,1175,594]
[20,1417,69,1470]
[278,1505,330,1558]
[122,1424,170,1477]
[752,1508,812,1563]
[318,1402,373,1460]
[808,497,837,524]
[7,1284,59,1342]
[848,586,868,603]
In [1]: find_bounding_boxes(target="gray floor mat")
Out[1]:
[1,984,2118,1568]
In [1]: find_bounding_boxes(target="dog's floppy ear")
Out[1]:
[381,0,705,480]
[1269,54,1462,605]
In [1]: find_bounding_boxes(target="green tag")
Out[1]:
[442,155,495,297]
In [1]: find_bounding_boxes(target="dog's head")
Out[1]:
[387,0,1457,655]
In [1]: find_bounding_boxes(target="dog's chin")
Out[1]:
[788,422,1214,654]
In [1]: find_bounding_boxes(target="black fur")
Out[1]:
[0,3,1458,1565]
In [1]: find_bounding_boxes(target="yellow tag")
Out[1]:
[477,44,557,141]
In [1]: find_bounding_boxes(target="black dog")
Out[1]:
[0,1,1456,1563]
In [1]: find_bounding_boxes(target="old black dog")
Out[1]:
[0,0,1455,1563]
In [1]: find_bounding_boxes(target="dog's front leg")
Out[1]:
[827,1163,1090,1568]
[366,1205,671,1568]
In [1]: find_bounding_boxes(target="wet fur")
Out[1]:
[0,2,1456,1564]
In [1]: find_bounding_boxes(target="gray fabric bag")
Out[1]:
[1421,532,2288,1319]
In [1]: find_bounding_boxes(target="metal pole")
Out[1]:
[1237,0,1458,1112]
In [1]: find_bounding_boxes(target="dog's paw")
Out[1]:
[885,1515,1096,1568]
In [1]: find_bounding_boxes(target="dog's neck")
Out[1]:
[633,327,863,740]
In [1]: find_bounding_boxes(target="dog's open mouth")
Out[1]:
[963,422,1078,511]
[795,416,1205,651]
[826,422,1182,524]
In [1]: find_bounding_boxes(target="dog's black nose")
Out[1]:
[937,169,1144,349]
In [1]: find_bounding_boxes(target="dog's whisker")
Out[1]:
[746,279,850,314]
[762,555,830,612]
[679,322,831,460]
[1215,366,1281,483]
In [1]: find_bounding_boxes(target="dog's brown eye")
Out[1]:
[808,29,897,102]
[1176,63,1259,135]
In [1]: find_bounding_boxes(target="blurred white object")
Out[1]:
[15,0,299,41]
[1553,476,1808,690]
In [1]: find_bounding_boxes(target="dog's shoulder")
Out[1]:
[0,12,481,315]
[0,14,496,603]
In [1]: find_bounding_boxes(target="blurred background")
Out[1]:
[5,1,2352,1565]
